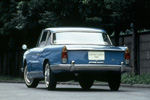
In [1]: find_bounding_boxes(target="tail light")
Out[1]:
[62,46,68,63]
[125,48,130,64]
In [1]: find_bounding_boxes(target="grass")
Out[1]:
[121,73,150,84]
[0,75,23,82]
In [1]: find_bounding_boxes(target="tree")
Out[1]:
[0,0,17,35]
[0,0,150,48]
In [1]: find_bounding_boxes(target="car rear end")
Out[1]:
[51,30,131,74]
[48,28,131,90]
[53,45,131,73]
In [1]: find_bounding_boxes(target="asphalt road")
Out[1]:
[0,83,150,100]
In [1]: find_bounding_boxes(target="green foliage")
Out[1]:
[0,75,23,81]
[121,73,150,84]
[39,11,60,27]
[0,0,150,48]
[0,0,17,35]
[1,0,149,35]
[14,1,28,30]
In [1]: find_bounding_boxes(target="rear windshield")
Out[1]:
[52,32,112,45]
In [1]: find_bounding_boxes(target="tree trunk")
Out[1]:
[114,28,120,46]
[131,23,139,75]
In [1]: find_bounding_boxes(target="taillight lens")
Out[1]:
[125,48,130,64]
[62,46,68,63]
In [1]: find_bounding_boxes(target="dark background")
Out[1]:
[0,0,150,76]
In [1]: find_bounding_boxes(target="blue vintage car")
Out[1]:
[22,27,131,91]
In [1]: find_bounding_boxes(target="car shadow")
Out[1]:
[36,87,127,92]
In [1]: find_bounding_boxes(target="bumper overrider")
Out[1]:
[51,61,131,73]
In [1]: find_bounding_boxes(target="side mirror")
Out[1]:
[22,44,28,50]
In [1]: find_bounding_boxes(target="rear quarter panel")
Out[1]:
[40,45,64,65]
[23,45,64,72]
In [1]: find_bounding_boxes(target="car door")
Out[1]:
[30,30,50,74]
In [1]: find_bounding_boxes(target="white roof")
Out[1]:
[44,27,106,33]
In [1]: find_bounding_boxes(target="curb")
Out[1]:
[120,84,150,88]
[0,80,24,83]
[59,82,150,88]
[1,80,150,88]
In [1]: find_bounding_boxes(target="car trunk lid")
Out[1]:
[65,45,125,65]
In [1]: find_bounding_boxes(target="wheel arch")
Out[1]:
[22,59,27,72]
[43,59,50,75]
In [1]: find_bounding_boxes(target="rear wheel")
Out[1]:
[79,79,94,90]
[108,74,121,91]
[44,63,57,90]
[24,65,39,88]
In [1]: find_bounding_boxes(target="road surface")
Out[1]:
[0,83,150,100]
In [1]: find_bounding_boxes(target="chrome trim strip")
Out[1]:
[67,48,125,51]
[51,64,123,67]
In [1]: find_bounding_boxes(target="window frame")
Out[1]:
[45,31,52,46]
[38,30,50,47]
[51,32,113,45]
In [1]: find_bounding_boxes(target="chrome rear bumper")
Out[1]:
[51,64,131,73]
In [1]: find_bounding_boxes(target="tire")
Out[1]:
[24,65,39,88]
[79,79,94,90]
[44,63,57,90]
[108,74,121,91]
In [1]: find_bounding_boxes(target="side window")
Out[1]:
[102,33,112,45]
[46,31,51,45]
[39,31,48,47]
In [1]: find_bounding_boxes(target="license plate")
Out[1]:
[88,51,105,60]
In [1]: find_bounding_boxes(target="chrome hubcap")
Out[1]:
[45,64,50,87]
[24,66,33,85]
